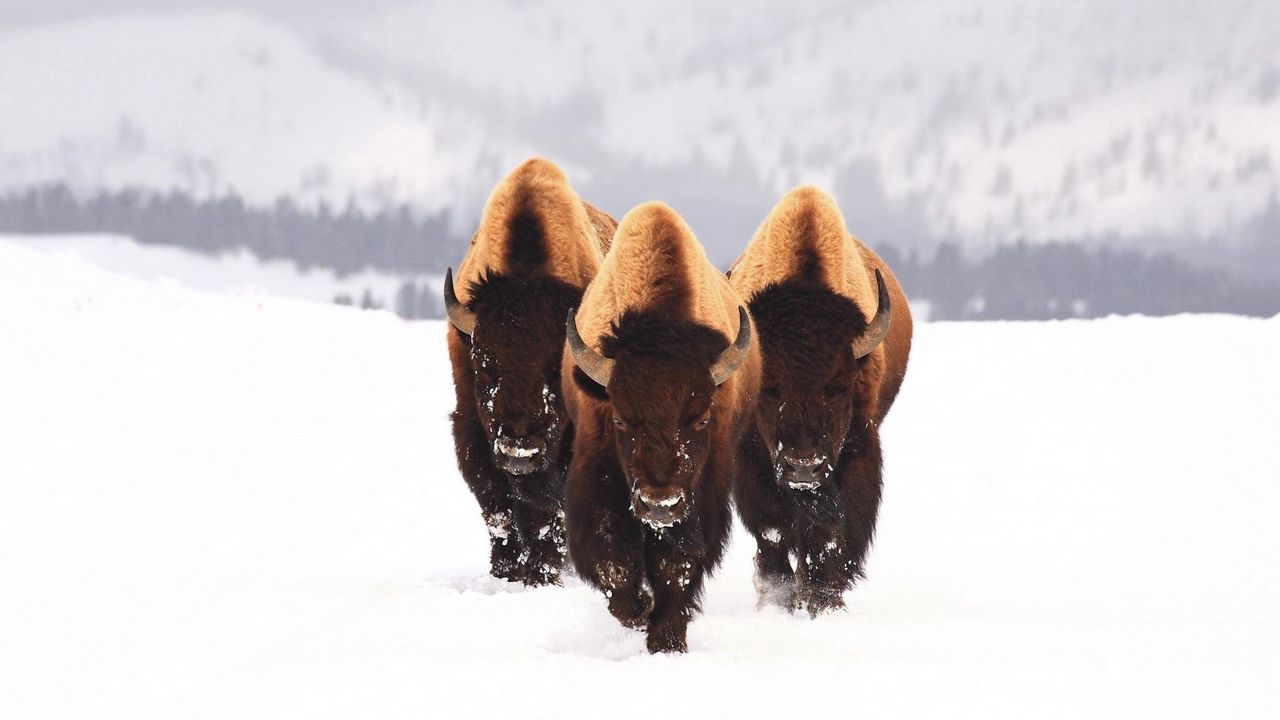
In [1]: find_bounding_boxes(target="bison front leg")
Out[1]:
[566,458,651,628]
[835,427,884,590]
[794,523,853,616]
[733,429,797,610]
[512,502,566,587]
[451,410,525,581]
[796,432,884,616]
[643,533,709,654]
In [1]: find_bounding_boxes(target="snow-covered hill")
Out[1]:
[2,240,1278,718]
[329,0,1280,246]
[0,12,500,214]
[2,233,431,310]
[3,2,1279,257]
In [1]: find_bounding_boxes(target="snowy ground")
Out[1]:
[4,233,431,310]
[1,240,1278,718]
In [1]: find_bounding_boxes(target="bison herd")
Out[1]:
[445,158,912,653]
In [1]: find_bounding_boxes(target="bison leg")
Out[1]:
[451,409,525,581]
[733,429,797,610]
[796,430,884,616]
[565,455,651,628]
[835,427,884,589]
[483,507,524,582]
[643,534,706,654]
[512,502,566,587]
[794,523,852,616]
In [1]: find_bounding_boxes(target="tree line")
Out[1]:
[2,184,1277,321]
[0,183,466,277]
[878,241,1280,320]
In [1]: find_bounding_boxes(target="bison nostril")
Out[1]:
[784,453,826,470]
[496,436,545,457]
[633,489,686,528]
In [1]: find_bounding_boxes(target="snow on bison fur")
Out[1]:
[444,158,616,586]
[562,202,761,652]
[728,185,913,615]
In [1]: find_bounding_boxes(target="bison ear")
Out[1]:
[571,366,610,402]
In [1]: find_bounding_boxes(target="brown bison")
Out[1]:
[445,158,616,586]
[728,186,912,615]
[562,202,761,653]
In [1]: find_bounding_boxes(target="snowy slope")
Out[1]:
[334,0,1280,245]
[3,2,1279,250]
[0,12,498,213]
[2,233,432,309]
[2,242,1279,718]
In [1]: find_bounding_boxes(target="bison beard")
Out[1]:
[734,281,886,616]
[448,273,584,586]
[565,313,739,653]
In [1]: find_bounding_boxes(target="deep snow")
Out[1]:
[1,240,1278,718]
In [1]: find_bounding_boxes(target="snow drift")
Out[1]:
[0,240,1277,718]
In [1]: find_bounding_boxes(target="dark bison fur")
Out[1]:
[449,272,584,585]
[566,312,742,653]
[735,280,886,615]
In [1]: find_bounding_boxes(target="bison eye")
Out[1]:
[694,418,710,431]
[611,417,627,430]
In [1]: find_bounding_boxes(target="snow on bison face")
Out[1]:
[748,272,891,492]
[447,269,581,489]
[568,307,751,528]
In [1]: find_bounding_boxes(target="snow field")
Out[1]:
[1,240,1277,718]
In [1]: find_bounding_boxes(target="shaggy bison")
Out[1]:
[562,202,761,652]
[445,158,616,586]
[728,186,912,614]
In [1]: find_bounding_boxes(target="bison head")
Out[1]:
[748,270,891,491]
[568,307,751,528]
[446,268,582,490]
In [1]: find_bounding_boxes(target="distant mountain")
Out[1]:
[0,12,502,214]
[2,2,1278,265]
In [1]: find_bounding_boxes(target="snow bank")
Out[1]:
[3,233,430,309]
[1,240,1277,718]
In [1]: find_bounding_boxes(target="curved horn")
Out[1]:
[710,306,753,386]
[566,309,614,387]
[852,269,892,359]
[443,267,476,336]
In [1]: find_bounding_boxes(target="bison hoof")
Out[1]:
[645,625,688,654]
[519,562,563,587]
[607,589,653,630]
[489,557,523,583]
[799,588,847,617]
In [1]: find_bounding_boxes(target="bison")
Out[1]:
[728,185,913,615]
[562,202,761,653]
[445,158,616,586]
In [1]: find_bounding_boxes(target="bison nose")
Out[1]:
[779,450,829,490]
[781,451,826,470]
[633,488,687,528]
[495,435,548,476]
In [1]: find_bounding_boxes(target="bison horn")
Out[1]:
[709,306,753,386]
[852,269,892,359]
[566,308,614,387]
[444,267,477,336]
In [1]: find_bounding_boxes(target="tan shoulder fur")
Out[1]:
[576,202,745,352]
[730,185,879,324]
[581,200,617,256]
[454,158,609,302]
